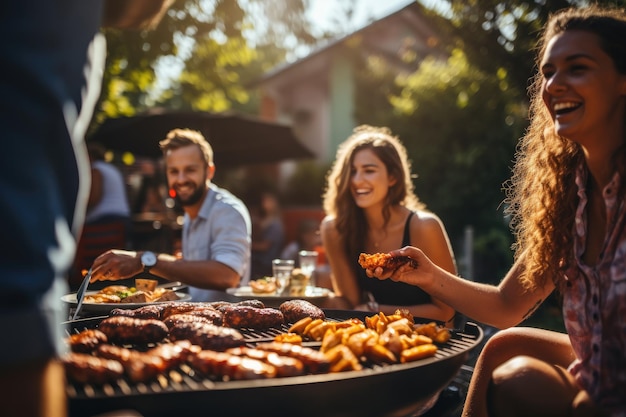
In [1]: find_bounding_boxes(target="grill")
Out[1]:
[64,310,483,417]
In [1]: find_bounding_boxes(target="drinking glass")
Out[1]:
[298,250,318,289]
[272,259,294,294]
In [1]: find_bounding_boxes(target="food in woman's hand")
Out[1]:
[358,252,418,272]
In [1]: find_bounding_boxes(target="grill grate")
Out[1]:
[64,311,483,417]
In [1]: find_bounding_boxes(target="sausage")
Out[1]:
[221,306,284,329]
[66,329,108,353]
[110,304,161,320]
[255,342,331,374]
[226,347,305,377]
[188,349,277,380]
[168,321,245,351]
[96,341,200,382]
[98,316,168,345]
[279,299,325,323]
[211,299,266,313]
[163,313,212,329]
[62,352,124,385]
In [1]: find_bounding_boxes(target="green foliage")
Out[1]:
[92,0,319,131]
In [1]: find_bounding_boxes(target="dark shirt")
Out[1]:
[356,212,431,306]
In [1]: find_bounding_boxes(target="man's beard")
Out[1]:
[174,182,206,207]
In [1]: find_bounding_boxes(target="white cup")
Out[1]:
[272,259,294,294]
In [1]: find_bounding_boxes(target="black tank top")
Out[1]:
[356,212,431,306]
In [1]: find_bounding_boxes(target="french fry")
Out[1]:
[400,344,438,363]
[288,317,312,334]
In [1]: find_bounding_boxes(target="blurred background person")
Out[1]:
[249,190,285,280]
[321,125,457,324]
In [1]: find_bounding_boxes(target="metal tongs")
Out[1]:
[72,268,92,321]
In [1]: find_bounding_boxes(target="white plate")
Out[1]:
[226,286,331,303]
[61,291,192,314]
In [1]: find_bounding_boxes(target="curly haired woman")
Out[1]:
[367,5,626,417]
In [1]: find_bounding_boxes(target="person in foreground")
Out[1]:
[367,6,626,417]
[89,128,252,302]
[0,2,170,416]
[321,125,457,324]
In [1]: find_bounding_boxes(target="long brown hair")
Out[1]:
[323,125,425,265]
[504,5,626,291]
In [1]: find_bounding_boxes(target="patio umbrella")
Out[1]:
[87,110,314,166]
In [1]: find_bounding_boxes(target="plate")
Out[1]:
[61,291,192,314]
[226,286,331,303]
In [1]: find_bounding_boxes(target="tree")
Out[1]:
[92,0,324,130]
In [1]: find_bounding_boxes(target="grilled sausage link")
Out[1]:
[168,321,245,351]
[226,347,305,377]
[67,329,108,353]
[221,306,284,329]
[163,313,212,329]
[188,350,277,380]
[255,342,331,374]
[98,316,168,345]
[110,304,161,320]
[279,299,326,323]
[97,341,200,382]
[62,352,124,385]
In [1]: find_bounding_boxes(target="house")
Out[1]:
[255,1,448,166]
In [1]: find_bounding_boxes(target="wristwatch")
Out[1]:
[140,251,157,273]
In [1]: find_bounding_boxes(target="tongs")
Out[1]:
[72,268,92,321]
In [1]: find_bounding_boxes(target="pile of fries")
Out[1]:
[280,310,451,372]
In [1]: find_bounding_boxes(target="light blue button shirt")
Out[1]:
[183,183,251,301]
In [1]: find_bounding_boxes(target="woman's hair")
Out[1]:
[159,128,214,166]
[322,125,424,262]
[504,5,626,292]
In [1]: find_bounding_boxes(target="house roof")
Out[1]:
[255,1,445,87]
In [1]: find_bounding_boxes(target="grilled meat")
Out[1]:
[222,306,284,329]
[226,347,305,377]
[109,304,161,320]
[255,342,330,374]
[358,252,418,272]
[279,299,325,323]
[62,352,124,385]
[163,313,212,329]
[96,341,200,382]
[188,350,277,380]
[67,329,108,353]
[98,316,168,345]
[168,321,245,351]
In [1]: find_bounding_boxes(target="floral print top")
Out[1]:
[562,165,626,416]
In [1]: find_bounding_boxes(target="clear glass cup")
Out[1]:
[298,250,318,289]
[272,259,295,294]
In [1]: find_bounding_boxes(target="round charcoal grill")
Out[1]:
[64,309,483,417]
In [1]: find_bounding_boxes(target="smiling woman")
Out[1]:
[320,125,457,320]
